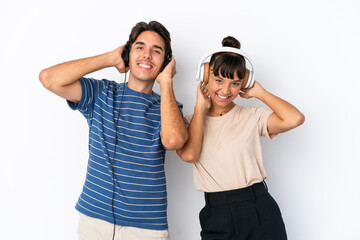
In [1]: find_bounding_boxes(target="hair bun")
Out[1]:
[222,36,241,49]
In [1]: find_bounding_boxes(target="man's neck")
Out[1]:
[127,76,155,95]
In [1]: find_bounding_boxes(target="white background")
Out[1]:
[1,0,359,239]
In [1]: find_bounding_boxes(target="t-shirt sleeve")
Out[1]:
[184,114,193,127]
[176,101,184,116]
[67,77,104,120]
[252,106,278,140]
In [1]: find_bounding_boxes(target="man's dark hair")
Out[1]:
[128,21,172,59]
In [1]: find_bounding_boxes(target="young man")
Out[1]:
[39,21,188,240]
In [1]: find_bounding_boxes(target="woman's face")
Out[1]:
[207,70,243,109]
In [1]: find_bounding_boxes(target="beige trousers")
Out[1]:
[78,213,170,240]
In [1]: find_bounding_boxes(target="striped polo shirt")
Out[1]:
[67,77,181,230]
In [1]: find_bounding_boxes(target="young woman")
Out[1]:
[177,36,305,240]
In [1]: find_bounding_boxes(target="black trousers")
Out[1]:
[199,182,287,240]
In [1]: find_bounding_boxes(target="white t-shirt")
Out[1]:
[185,104,277,192]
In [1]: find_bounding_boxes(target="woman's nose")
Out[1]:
[221,84,231,94]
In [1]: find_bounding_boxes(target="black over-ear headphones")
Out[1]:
[121,41,172,71]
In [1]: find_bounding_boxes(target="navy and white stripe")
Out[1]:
[67,77,182,230]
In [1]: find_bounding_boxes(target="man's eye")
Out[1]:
[154,50,160,54]
[232,83,240,86]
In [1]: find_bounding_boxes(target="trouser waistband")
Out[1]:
[204,181,268,207]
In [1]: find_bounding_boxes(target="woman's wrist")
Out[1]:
[194,104,206,115]
[255,88,270,103]
[251,82,267,101]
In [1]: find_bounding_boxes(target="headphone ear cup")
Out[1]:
[161,52,172,71]
[241,69,250,89]
[247,69,254,88]
[121,42,131,67]
[203,62,210,83]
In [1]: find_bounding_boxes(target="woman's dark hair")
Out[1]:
[128,21,171,59]
[209,36,246,79]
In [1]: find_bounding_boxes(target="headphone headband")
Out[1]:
[196,47,255,88]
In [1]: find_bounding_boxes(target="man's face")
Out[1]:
[128,31,166,82]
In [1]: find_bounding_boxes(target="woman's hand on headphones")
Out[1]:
[195,81,211,113]
[156,56,176,84]
[239,81,264,99]
[112,45,130,74]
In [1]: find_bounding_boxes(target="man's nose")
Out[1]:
[142,48,152,59]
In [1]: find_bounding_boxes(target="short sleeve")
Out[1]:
[184,114,193,127]
[67,77,104,120]
[251,106,278,140]
[176,101,184,116]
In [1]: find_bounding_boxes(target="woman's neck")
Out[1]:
[208,102,235,117]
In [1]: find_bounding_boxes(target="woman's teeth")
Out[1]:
[217,94,229,99]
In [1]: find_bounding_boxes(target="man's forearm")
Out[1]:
[160,80,188,150]
[39,51,117,90]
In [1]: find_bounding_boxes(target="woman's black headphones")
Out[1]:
[121,41,172,71]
